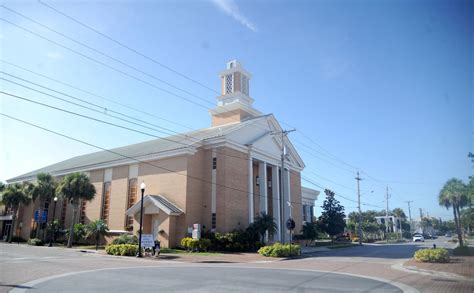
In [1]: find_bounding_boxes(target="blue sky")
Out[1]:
[0,0,472,220]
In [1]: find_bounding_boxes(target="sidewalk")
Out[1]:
[404,255,474,279]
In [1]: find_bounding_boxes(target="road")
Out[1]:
[0,237,471,293]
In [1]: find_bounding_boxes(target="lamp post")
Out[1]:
[137,182,146,257]
[48,197,58,247]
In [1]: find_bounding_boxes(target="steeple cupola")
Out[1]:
[210,60,261,127]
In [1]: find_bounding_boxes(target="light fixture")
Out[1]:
[268,181,272,188]
[53,196,58,202]
[140,182,146,191]
[256,176,260,186]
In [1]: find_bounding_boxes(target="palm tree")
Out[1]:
[1,183,31,242]
[86,219,109,250]
[438,178,467,246]
[391,208,405,238]
[56,173,96,248]
[28,173,57,240]
[252,212,277,244]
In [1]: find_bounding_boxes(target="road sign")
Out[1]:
[140,234,155,248]
[286,218,295,230]
[34,210,39,222]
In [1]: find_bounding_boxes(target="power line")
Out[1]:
[1,4,214,106]
[37,0,219,95]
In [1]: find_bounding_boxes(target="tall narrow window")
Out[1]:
[101,182,111,224]
[79,200,87,224]
[212,157,217,169]
[225,74,232,94]
[211,213,216,230]
[60,200,68,225]
[126,178,138,228]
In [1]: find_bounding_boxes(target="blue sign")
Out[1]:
[34,210,39,222]
[42,211,47,222]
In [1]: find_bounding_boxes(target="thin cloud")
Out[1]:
[211,0,258,32]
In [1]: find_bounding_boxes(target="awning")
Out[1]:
[126,194,183,216]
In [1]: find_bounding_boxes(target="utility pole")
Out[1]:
[405,201,414,234]
[355,172,362,245]
[385,186,390,241]
[419,208,423,219]
[279,129,295,243]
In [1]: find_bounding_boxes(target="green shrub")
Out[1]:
[27,238,44,246]
[180,237,211,252]
[105,244,141,256]
[112,234,138,245]
[414,248,449,263]
[202,228,261,252]
[452,245,470,256]
[258,243,301,257]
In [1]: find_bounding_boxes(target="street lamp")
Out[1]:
[137,182,146,257]
[48,196,58,247]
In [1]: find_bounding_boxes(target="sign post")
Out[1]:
[286,218,295,257]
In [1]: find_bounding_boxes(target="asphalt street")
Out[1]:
[19,266,403,293]
[0,237,469,293]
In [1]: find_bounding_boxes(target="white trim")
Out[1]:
[8,148,197,183]
[125,195,183,216]
[272,165,281,241]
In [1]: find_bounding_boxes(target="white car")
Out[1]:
[413,234,425,242]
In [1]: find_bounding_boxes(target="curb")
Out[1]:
[391,262,473,282]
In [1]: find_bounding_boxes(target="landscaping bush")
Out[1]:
[452,245,471,256]
[112,234,138,245]
[258,243,301,257]
[27,238,44,246]
[414,248,449,263]
[202,228,261,252]
[105,244,141,256]
[180,237,211,252]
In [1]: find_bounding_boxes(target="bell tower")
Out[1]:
[210,60,261,127]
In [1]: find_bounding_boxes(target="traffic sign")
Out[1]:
[286,218,295,230]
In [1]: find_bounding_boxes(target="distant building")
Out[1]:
[375,216,401,233]
[3,60,319,247]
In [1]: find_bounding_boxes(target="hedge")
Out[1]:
[258,243,301,257]
[112,234,138,245]
[105,244,141,256]
[180,237,211,252]
[414,248,449,263]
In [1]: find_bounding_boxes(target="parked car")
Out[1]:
[413,234,424,242]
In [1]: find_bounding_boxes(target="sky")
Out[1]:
[0,0,472,221]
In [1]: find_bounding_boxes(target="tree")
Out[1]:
[438,178,468,246]
[28,173,57,240]
[86,219,109,250]
[251,212,277,244]
[301,222,318,246]
[56,173,96,248]
[1,183,31,242]
[318,189,346,241]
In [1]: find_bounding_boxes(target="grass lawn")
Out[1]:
[160,248,223,256]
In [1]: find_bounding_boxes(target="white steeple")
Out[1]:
[210,60,261,127]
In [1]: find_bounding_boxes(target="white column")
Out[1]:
[272,165,281,242]
[282,168,291,243]
[259,161,267,214]
[248,152,254,224]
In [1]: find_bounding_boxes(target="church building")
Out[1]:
[4,61,319,247]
